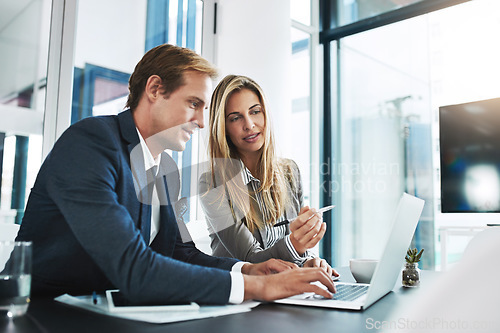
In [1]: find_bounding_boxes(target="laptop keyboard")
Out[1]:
[308,284,369,301]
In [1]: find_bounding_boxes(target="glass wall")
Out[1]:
[71,0,147,122]
[335,15,433,266]
[1,0,204,226]
[290,28,312,204]
[0,0,51,224]
[290,0,324,255]
[71,0,203,123]
[0,0,49,111]
[290,0,319,208]
[325,0,500,269]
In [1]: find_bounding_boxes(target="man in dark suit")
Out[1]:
[17,44,334,304]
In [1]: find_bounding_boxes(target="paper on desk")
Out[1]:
[55,294,260,324]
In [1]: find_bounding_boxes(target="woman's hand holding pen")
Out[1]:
[289,206,327,256]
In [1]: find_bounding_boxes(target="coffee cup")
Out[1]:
[349,259,378,284]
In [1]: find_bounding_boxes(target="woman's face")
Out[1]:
[225,88,266,157]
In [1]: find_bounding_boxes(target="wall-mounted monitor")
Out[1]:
[439,97,500,213]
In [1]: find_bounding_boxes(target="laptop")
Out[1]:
[274,192,425,311]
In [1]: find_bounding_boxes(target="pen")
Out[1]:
[273,205,335,227]
[317,205,335,214]
[92,291,98,305]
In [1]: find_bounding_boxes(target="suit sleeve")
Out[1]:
[172,237,239,270]
[45,118,232,305]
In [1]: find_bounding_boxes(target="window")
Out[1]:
[0,0,51,224]
[291,0,315,206]
[321,0,498,269]
[71,0,203,222]
[1,0,204,226]
[338,0,424,26]
[290,27,312,204]
[291,0,324,256]
[333,17,434,266]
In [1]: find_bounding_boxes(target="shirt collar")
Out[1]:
[241,160,259,185]
[136,128,161,173]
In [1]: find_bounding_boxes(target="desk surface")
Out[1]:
[1,268,438,333]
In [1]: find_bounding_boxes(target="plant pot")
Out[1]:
[402,262,420,287]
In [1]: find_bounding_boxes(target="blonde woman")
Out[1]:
[199,75,336,275]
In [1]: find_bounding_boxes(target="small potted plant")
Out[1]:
[402,248,423,287]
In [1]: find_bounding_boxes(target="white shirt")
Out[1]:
[136,129,245,303]
[136,129,161,243]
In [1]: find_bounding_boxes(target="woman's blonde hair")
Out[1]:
[208,75,293,232]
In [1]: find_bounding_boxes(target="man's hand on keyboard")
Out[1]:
[242,267,336,302]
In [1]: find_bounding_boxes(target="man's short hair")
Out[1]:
[126,44,218,111]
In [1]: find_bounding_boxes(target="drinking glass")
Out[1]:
[0,241,32,318]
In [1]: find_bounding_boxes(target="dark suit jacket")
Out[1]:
[17,110,238,305]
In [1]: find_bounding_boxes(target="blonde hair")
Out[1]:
[208,75,293,232]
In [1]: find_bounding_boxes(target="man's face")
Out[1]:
[148,70,212,151]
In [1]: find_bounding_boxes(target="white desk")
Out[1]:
[439,225,487,270]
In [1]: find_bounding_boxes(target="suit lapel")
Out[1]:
[117,110,188,254]
[117,110,152,244]
[140,203,151,244]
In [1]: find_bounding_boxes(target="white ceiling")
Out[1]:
[0,0,35,33]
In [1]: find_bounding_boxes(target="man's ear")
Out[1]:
[145,75,163,101]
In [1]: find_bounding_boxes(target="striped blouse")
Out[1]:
[241,165,308,265]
